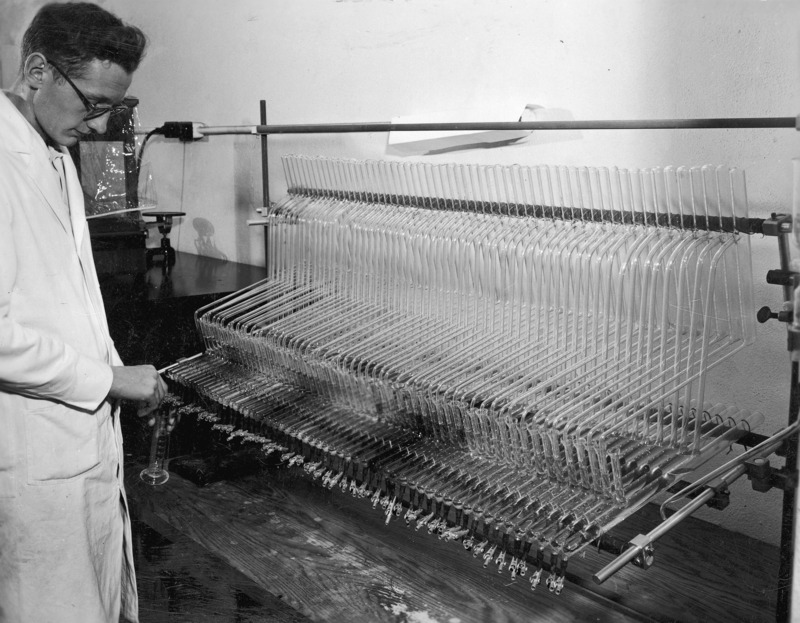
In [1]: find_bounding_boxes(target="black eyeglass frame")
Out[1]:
[47,59,138,121]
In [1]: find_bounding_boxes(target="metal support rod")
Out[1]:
[260,101,269,206]
[187,116,800,137]
[778,360,800,623]
[260,100,270,272]
[593,463,748,584]
[768,216,800,623]
[157,352,204,375]
[778,230,795,303]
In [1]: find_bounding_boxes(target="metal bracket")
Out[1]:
[628,534,655,570]
[666,479,730,510]
[745,458,797,493]
[762,213,793,237]
[706,487,730,510]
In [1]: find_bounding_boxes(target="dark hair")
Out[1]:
[21,2,147,77]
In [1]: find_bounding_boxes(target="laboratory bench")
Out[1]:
[103,251,781,623]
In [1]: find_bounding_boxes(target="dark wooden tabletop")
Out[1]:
[125,455,780,623]
[100,250,269,302]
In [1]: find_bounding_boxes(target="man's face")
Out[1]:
[33,58,133,147]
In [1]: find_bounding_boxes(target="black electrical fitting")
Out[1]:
[162,121,196,142]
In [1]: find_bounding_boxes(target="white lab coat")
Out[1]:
[0,91,138,622]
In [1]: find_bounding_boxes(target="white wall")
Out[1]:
[2,0,799,546]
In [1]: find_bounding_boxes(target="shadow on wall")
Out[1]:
[193,217,227,261]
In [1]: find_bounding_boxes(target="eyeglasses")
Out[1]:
[47,59,138,121]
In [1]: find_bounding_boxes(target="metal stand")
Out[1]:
[144,211,186,271]
[246,106,800,618]
[759,215,800,623]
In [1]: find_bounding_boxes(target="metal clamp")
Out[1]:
[761,214,793,237]
[746,458,797,493]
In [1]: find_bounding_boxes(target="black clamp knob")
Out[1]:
[766,270,797,287]
[757,306,793,324]
[747,458,774,493]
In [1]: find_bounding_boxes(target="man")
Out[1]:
[0,3,166,622]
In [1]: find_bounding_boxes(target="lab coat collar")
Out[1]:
[0,90,73,238]
[0,89,48,160]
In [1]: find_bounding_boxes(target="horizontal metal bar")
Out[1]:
[593,463,748,584]
[283,188,766,234]
[137,116,800,138]
[252,117,799,134]
[738,431,788,456]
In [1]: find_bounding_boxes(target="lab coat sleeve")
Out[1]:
[0,188,113,413]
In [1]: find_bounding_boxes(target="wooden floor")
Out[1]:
[126,455,781,623]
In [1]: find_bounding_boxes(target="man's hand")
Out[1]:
[109,365,167,417]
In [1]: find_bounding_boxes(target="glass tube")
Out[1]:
[140,408,170,486]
